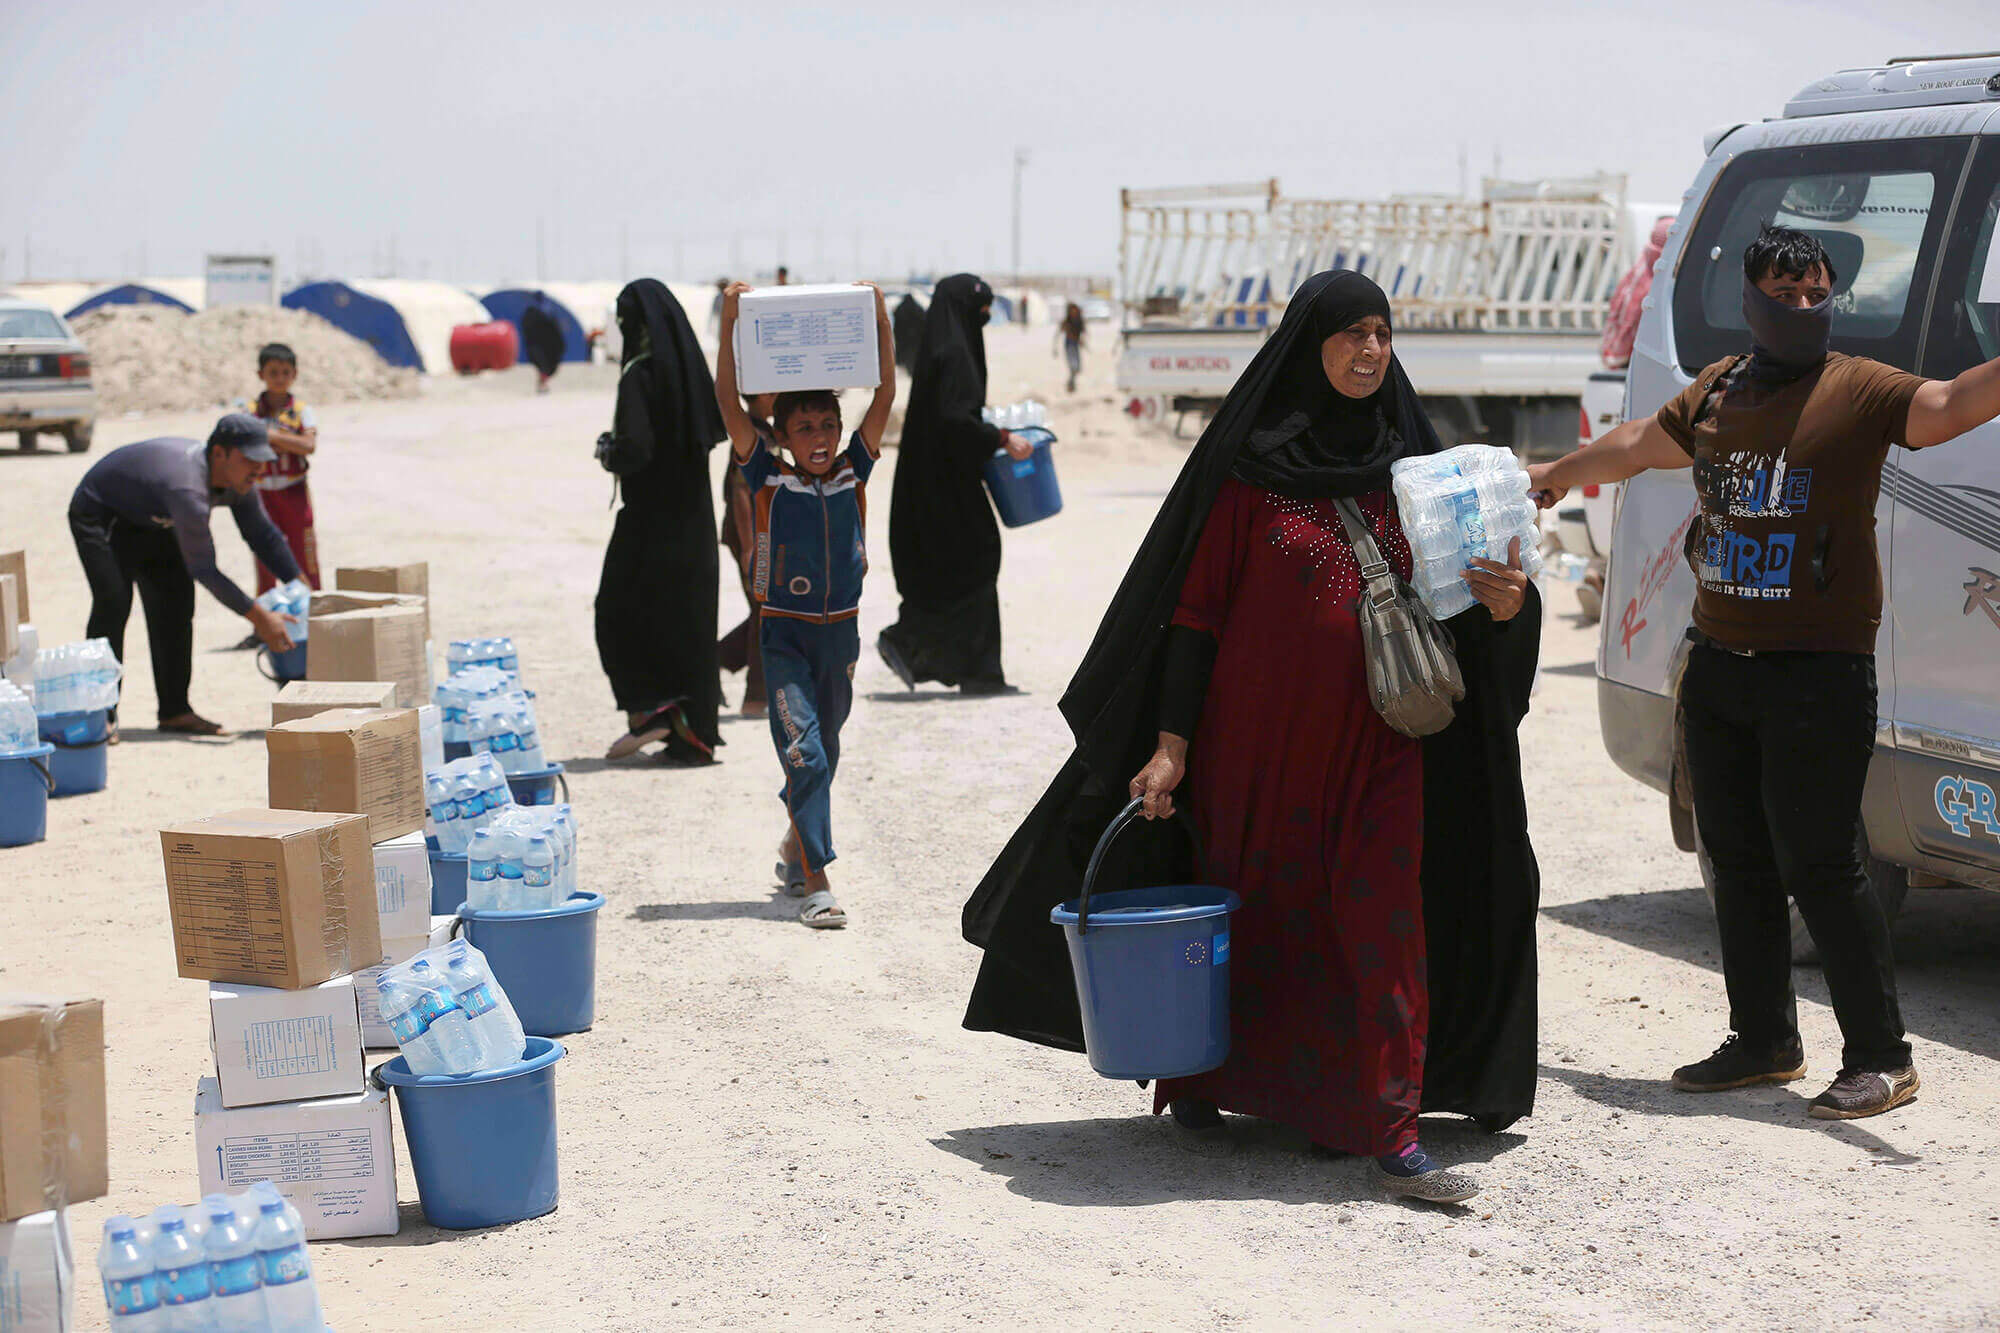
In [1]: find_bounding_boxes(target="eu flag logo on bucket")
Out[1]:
[1183,940,1208,967]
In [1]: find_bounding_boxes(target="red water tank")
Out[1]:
[450,321,519,373]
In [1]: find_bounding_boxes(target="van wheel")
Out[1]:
[1693,826,1908,966]
[16,430,37,452]
[62,423,92,453]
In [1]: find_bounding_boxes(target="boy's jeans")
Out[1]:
[761,617,860,873]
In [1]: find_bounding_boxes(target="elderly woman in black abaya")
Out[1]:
[960,272,1542,1204]
[877,274,1033,695]
[594,279,728,762]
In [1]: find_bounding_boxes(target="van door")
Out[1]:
[1890,134,2000,889]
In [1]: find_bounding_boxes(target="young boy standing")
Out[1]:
[716,282,896,929]
[247,343,321,593]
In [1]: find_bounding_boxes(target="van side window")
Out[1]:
[1672,139,1970,376]
[1921,141,2000,381]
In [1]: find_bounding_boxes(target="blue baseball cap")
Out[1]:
[207,413,277,462]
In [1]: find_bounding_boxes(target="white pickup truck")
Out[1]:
[1114,176,1649,458]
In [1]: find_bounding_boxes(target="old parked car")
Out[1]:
[0,298,96,452]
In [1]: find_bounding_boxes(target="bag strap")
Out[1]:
[1330,497,1399,610]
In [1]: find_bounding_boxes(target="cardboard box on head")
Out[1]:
[0,997,108,1223]
[158,809,381,988]
[266,708,424,842]
[306,591,427,708]
[733,283,882,394]
[270,680,397,727]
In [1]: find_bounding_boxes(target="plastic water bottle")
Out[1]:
[425,773,458,852]
[203,1203,265,1333]
[452,770,485,828]
[511,696,544,773]
[481,764,513,821]
[550,808,577,893]
[522,833,556,909]
[466,828,499,908]
[251,1198,321,1333]
[148,1214,212,1331]
[376,971,470,1076]
[491,827,527,907]
[440,941,525,1068]
[100,1216,164,1332]
[0,682,35,754]
[409,957,484,1071]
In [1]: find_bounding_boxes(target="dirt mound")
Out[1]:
[72,304,419,415]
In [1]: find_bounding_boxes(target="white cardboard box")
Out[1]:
[416,703,443,772]
[208,977,365,1109]
[194,1077,398,1239]
[732,283,881,393]
[373,831,433,941]
[0,1209,74,1332]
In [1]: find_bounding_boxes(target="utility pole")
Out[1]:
[1011,146,1030,316]
[536,218,546,282]
[621,224,631,281]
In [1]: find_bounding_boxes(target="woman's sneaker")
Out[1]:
[1671,1034,1806,1092]
[1808,1066,1919,1120]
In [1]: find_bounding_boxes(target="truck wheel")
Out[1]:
[1695,826,1909,966]
[62,423,92,453]
[16,430,37,453]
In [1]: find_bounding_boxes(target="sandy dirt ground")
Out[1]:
[4,327,1999,1331]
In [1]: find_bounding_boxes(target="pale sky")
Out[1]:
[2,0,1991,287]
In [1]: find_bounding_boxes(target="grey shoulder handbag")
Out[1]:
[1331,496,1465,738]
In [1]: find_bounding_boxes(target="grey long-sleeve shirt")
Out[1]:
[68,437,301,615]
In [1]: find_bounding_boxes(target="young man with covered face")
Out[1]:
[1528,224,2000,1119]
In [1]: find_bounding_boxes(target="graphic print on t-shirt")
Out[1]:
[1692,448,1815,601]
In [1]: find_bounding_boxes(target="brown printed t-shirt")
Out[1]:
[1654,352,1924,655]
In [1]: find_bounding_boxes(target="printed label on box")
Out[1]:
[245,1014,341,1080]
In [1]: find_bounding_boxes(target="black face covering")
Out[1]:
[1741,273,1833,384]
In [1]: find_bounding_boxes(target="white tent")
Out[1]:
[347,279,492,377]
[4,283,99,321]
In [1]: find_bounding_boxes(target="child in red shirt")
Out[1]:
[249,342,321,593]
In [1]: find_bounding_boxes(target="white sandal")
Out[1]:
[798,889,846,929]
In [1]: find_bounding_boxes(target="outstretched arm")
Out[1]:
[1906,351,2000,448]
[1526,415,1689,508]
[857,282,894,456]
[713,282,762,461]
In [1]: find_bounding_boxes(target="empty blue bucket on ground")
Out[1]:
[429,849,468,914]
[1050,799,1239,1080]
[36,709,109,797]
[373,1037,565,1230]
[457,891,604,1037]
[983,427,1062,527]
[0,744,56,848]
[504,762,567,807]
[256,643,309,686]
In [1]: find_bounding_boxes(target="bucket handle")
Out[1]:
[254,648,279,683]
[26,753,55,794]
[1076,797,1205,936]
[367,1060,391,1093]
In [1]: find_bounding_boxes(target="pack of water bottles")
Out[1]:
[446,636,518,678]
[1390,444,1544,620]
[423,753,515,853]
[465,804,580,911]
[435,664,518,746]
[374,940,526,1076]
[467,691,546,775]
[98,1181,326,1332]
[981,400,1049,430]
[0,679,36,754]
[31,638,121,714]
[254,578,313,641]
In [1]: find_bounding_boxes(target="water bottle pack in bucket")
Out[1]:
[32,639,119,797]
[464,803,580,912]
[981,401,1063,527]
[253,579,312,685]
[423,752,517,912]
[1390,444,1543,620]
[0,681,54,847]
[98,1181,327,1332]
[1051,799,1240,1081]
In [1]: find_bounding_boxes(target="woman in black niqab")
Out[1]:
[879,273,1016,693]
[593,278,730,761]
[959,271,1543,1196]
[520,292,565,390]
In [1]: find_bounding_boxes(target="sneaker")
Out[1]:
[1671,1034,1806,1092]
[1376,1148,1479,1205]
[1808,1066,1920,1120]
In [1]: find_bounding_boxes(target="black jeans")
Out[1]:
[1681,643,1911,1072]
[68,510,196,723]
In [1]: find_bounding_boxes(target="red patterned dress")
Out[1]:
[251,391,321,593]
[1153,478,1426,1156]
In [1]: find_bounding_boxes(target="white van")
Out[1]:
[1600,55,2000,947]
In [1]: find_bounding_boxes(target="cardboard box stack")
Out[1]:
[307,590,429,708]
[0,993,106,1331]
[267,707,425,842]
[269,679,397,726]
[335,562,430,640]
[158,808,399,1237]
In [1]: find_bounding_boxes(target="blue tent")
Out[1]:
[67,282,197,318]
[479,289,589,364]
[282,281,422,369]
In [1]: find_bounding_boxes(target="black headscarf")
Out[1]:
[520,293,565,377]
[615,279,727,462]
[915,273,992,409]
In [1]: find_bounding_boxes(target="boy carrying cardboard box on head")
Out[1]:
[713,282,895,929]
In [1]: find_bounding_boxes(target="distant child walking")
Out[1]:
[1057,301,1087,393]
[248,342,321,593]
[715,281,897,928]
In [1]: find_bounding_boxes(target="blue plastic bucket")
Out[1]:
[256,642,309,686]
[982,427,1063,528]
[504,763,568,807]
[429,849,468,914]
[0,744,56,848]
[457,891,604,1037]
[36,709,108,797]
[372,1037,565,1230]
[1050,799,1238,1080]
